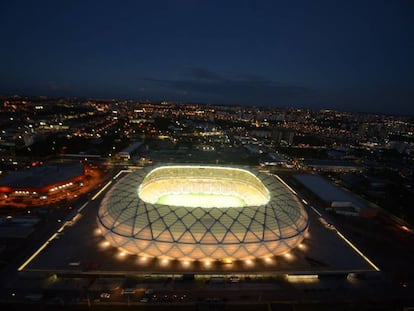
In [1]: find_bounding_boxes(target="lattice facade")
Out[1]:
[97,165,309,261]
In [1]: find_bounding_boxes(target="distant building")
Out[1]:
[272,128,294,145]
[259,152,287,166]
[0,162,84,199]
[249,128,294,145]
[294,174,377,217]
[117,141,144,160]
[244,143,267,154]
[303,159,362,172]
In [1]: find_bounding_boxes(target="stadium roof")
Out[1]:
[97,165,309,261]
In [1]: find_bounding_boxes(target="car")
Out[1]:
[228,276,240,283]
[121,288,135,295]
[100,292,110,299]
[140,297,149,303]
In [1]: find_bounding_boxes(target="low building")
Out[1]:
[303,159,362,172]
[294,174,377,217]
[0,162,84,200]
[117,141,144,160]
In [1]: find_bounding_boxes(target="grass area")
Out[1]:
[156,193,247,208]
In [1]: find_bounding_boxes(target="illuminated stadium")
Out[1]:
[97,165,309,262]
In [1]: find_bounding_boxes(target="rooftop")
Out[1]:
[294,174,368,208]
[0,163,84,190]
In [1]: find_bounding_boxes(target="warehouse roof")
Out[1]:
[294,174,368,209]
[0,162,84,189]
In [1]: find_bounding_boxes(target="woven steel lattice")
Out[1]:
[97,165,308,261]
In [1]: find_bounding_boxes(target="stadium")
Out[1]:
[97,165,309,262]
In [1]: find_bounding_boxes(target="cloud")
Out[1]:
[146,72,319,106]
[46,81,74,92]
[184,67,224,80]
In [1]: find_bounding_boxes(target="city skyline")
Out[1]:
[1,0,414,116]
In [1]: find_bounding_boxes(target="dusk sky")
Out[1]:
[1,0,413,115]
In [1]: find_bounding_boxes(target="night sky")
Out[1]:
[1,0,413,115]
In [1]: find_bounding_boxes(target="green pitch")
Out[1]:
[156,193,247,208]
